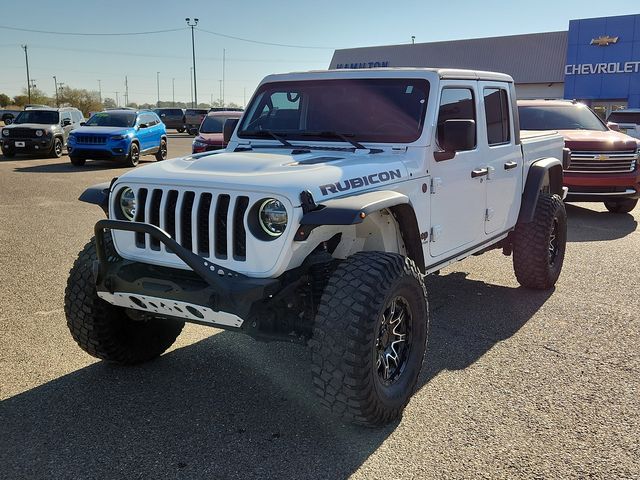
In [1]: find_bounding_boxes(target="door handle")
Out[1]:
[504,161,518,170]
[471,168,489,178]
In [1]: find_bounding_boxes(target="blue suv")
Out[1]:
[67,109,167,167]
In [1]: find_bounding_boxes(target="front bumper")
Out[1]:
[564,170,640,201]
[94,219,279,327]
[1,136,54,153]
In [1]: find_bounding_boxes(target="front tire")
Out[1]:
[604,198,637,214]
[310,252,429,426]
[155,138,167,161]
[513,193,567,289]
[50,137,63,158]
[125,142,140,167]
[70,156,85,166]
[2,148,15,158]
[64,235,184,364]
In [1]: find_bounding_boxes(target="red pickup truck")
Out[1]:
[518,100,640,213]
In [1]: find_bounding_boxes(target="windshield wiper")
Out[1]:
[301,131,366,150]
[241,129,292,147]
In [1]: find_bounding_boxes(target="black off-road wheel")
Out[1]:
[604,198,637,214]
[125,142,140,167]
[2,148,15,158]
[310,252,429,426]
[50,137,63,158]
[70,156,85,166]
[513,193,567,290]
[64,234,184,364]
[155,138,167,161]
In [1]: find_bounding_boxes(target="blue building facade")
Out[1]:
[564,14,640,109]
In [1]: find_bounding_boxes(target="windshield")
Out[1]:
[14,110,59,125]
[238,78,430,143]
[518,105,607,131]
[200,115,238,133]
[85,112,137,128]
[608,112,640,124]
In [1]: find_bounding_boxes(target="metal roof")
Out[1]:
[330,31,568,84]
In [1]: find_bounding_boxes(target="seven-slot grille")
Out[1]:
[76,135,107,145]
[567,150,637,173]
[6,128,40,138]
[133,188,250,261]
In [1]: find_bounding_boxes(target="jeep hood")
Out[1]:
[72,126,133,135]
[115,148,409,203]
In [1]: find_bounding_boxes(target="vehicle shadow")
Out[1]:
[1,272,550,480]
[12,160,154,174]
[565,203,637,242]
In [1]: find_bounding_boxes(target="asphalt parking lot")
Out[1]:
[1,133,638,479]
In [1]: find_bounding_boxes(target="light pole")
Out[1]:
[218,79,222,106]
[222,48,225,107]
[156,71,160,107]
[53,76,59,107]
[189,67,193,107]
[185,18,199,107]
[98,79,102,104]
[22,45,31,103]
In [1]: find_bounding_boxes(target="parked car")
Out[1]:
[518,99,640,213]
[67,109,167,167]
[153,108,186,133]
[1,106,83,158]
[184,108,208,134]
[70,68,568,426]
[192,110,243,153]
[607,109,640,140]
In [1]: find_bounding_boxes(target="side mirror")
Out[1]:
[62,118,72,127]
[223,118,240,144]
[607,121,620,131]
[434,119,476,161]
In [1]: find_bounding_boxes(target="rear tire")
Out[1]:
[604,198,637,214]
[513,193,567,289]
[64,234,184,364]
[155,138,167,161]
[125,142,140,167]
[310,252,429,426]
[70,156,85,166]
[177,128,185,133]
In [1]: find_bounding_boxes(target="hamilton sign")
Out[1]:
[565,61,640,75]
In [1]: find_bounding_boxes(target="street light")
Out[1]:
[185,17,199,107]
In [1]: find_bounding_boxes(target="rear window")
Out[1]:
[607,112,640,124]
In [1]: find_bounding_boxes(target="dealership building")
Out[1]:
[329,14,640,118]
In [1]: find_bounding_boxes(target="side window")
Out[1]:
[483,88,511,145]
[437,88,476,150]
[73,110,82,123]
[61,111,72,124]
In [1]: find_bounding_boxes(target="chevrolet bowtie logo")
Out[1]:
[590,36,619,46]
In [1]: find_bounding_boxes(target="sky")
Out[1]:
[1,0,638,107]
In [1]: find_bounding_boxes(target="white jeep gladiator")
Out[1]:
[66,68,569,426]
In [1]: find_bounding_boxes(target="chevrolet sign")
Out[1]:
[565,61,640,75]
[590,36,619,46]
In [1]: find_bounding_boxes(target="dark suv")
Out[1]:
[153,108,186,132]
[185,108,208,134]
[1,107,84,158]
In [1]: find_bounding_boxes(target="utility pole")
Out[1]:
[156,71,160,107]
[189,67,193,107]
[218,80,222,106]
[22,45,31,103]
[222,48,225,108]
[125,76,129,106]
[98,79,102,104]
[53,76,59,107]
[185,18,199,107]
[172,77,175,106]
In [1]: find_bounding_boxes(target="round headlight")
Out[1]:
[35,130,43,137]
[119,187,136,221]
[2,129,9,137]
[258,199,287,237]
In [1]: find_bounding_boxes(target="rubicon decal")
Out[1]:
[319,169,402,196]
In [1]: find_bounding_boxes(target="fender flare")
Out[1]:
[79,179,116,215]
[518,158,564,224]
